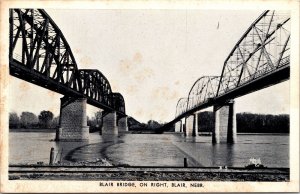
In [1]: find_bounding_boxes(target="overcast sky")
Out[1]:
[9,9,290,123]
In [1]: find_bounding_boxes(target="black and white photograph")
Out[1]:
[0,0,299,193]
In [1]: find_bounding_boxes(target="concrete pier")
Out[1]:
[56,96,89,141]
[102,111,118,136]
[175,121,182,132]
[185,115,197,137]
[194,113,198,136]
[212,100,237,143]
[118,116,128,133]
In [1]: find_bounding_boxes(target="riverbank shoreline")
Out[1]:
[9,129,289,136]
[9,128,56,133]
[9,165,289,181]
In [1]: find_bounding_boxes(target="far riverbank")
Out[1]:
[9,128,56,133]
[9,128,289,136]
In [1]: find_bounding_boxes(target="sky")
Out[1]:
[9,9,290,123]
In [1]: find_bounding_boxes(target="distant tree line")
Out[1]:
[197,111,289,133]
[9,111,59,129]
[87,111,102,133]
[128,118,165,133]
[198,111,215,132]
[9,109,149,132]
[10,110,103,132]
[88,112,166,133]
[236,112,289,133]
[127,111,289,134]
[10,110,288,133]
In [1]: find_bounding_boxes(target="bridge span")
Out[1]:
[169,10,290,143]
[9,9,128,141]
[9,9,290,143]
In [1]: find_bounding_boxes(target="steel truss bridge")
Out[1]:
[9,9,126,115]
[172,10,290,125]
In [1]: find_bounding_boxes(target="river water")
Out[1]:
[9,132,289,168]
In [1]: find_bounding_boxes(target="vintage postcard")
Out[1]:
[0,0,299,193]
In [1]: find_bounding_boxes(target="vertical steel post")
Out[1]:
[49,147,55,165]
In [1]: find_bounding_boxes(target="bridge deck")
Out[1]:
[171,64,289,125]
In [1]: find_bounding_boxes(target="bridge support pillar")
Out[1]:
[175,120,182,132]
[194,113,198,136]
[118,116,128,133]
[212,100,237,144]
[56,96,89,141]
[185,114,197,137]
[102,111,118,136]
[180,120,184,132]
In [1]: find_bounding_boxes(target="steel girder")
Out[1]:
[9,9,126,115]
[79,70,112,106]
[175,76,219,119]
[187,76,220,111]
[217,10,290,96]
[174,10,290,122]
[175,98,188,118]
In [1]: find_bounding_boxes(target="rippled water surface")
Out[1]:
[9,132,289,167]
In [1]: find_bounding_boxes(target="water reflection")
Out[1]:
[226,144,235,166]
[210,144,235,166]
[101,134,119,143]
[53,134,120,162]
[54,141,88,162]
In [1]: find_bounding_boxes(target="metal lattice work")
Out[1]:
[173,10,290,122]
[79,70,112,105]
[216,10,290,96]
[187,76,220,110]
[111,93,126,113]
[175,98,188,118]
[9,9,125,114]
